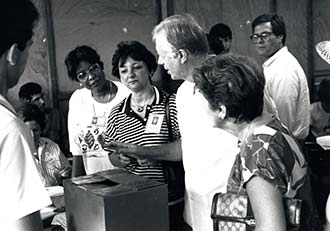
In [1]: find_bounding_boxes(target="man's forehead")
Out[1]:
[155,32,172,51]
[254,22,272,32]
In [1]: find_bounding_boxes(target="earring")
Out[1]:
[79,83,83,87]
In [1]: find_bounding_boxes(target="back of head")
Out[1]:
[112,40,157,79]
[209,23,232,40]
[152,14,208,57]
[18,82,42,101]
[16,102,46,130]
[193,53,265,123]
[0,0,39,57]
[252,14,286,45]
[64,45,104,82]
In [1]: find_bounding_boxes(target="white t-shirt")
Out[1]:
[0,95,51,227]
[68,81,130,174]
[176,81,238,231]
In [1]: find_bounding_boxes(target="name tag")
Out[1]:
[145,113,164,134]
[91,116,106,127]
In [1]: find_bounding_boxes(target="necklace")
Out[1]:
[131,93,154,113]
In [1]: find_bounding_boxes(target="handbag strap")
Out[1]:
[164,95,173,141]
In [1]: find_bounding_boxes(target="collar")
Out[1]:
[120,86,162,114]
[0,94,16,115]
[263,46,288,68]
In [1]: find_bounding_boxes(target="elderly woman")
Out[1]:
[65,45,130,177]
[192,53,320,231]
[104,40,183,231]
[17,103,71,186]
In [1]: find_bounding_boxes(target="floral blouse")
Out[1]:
[226,117,320,230]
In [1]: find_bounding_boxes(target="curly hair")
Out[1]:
[193,53,265,123]
[111,40,157,79]
[64,45,104,82]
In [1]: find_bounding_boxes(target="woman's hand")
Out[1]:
[109,153,132,168]
[246,176,286,231]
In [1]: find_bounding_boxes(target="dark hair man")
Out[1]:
[0,1,51,230]
[251,14,310,140]
[209,23,232,52]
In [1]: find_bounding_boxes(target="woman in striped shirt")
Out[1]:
[104,40,183,231]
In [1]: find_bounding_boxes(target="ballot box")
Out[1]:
[64,169,169,231]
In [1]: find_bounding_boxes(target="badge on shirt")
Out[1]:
[145,113,164,133]
[91,116,106,127]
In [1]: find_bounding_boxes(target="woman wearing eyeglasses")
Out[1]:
[64,45,130,177]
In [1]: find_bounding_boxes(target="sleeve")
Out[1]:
[241,134,292,195]
[168,94,181,141]
[104,107,120,152]
[0,120,51,223]
[67,91,83,156]
[267,72,299,134]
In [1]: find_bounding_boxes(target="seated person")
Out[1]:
[19,82,69,155]
[17,102,71,186]
[310,79,330,137]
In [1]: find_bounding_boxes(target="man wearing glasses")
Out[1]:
[251,14,310,141]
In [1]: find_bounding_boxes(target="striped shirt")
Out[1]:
[104,87,180,182]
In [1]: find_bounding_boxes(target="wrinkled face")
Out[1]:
[30,93,46,110]
[75,61,105,90]
[154,32,182,80]
[119,56,151,93]
[252,22,283,59]
[25,120,42,147]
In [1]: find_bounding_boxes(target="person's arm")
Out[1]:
[246,176,286,231]
[105,140,182,161]
[325,194,330,231]
[13,211,43,231]
[71,155,86,177]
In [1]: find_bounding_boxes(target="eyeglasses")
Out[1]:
[76,63,102,81]
[250,32,274,43]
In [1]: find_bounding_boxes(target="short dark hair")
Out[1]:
[209,23,232,40]
[0,0,39,56]
[318,79,330,102]
[252,14,286,45]
[112,40,157,79]
[206,33,225,55]
[18,82,42,101]
[64,45,104,82]
[17,103,46,130]
[193,53,265,123]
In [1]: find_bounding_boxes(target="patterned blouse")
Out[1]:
[227,116,320,230]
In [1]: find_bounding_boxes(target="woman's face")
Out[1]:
[75,61,106,90]
[25,120,42,147]
[119,56,151,92]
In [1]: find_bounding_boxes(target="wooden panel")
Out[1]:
[277,0,309,77]
[51,0,158,93]
[172,0,271,63]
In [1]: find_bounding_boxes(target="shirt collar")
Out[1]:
[120,86,161,114]
[263,46,288,67]
[0,94,16,115]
